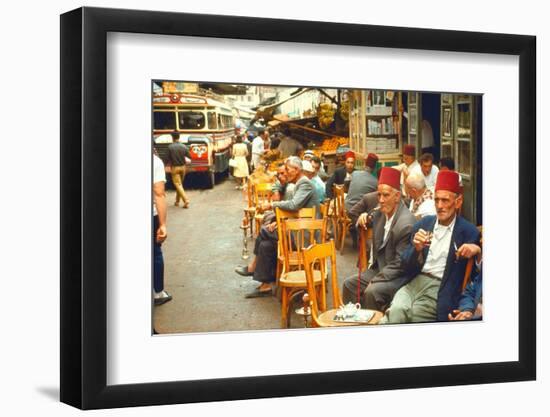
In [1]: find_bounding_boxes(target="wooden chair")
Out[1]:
[325,194,338,243]
[278,218,326,328]
[319,201,333,242]
[243,180,256,238]
[302,241,383,327]
[253,183,273,237]
[274,207,316,283]
[333,184,352,254]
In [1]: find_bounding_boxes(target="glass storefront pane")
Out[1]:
[409,107,417,133]
[441,94,453,104]
[457,103,471,138]
[442,106,452,138]
[441,142,453,159]
[457,140,471,175]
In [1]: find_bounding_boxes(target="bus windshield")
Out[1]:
[179,111,206,129]
[154,112,176,130]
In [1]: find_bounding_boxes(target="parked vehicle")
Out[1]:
[153,93,234,188]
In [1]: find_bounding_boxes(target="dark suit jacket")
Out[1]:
[369,201,416,286]
[348,191,379,226]
[401,215,481,321]
[325,166,354,199]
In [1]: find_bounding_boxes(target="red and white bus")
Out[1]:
[153,93,235,188]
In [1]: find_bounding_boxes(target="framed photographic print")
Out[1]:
[61,6,536,410]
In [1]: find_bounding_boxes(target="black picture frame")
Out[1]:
[60,6,536,410]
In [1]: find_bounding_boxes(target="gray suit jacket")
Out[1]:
[272,176,320,215]
[369,201,416,284]
[345,170,378,212]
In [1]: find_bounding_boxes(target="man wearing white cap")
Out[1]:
[304,150,328,181]
[302,159,325,203]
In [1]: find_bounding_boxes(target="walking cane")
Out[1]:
[357,225,369,305]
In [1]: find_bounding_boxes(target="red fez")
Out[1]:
[344,151,356,160]
[378,167,401,191]
[435,170,461,194]
[403,144,415,156]
[365,153,379,170]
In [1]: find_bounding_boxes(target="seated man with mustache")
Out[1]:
[380,171,480,324]
[342,167,416,312]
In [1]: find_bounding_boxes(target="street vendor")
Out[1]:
[277,125,303,158]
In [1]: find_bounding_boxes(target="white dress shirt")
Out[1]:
[411,164,439,191]
[251,136,264,167]
[383,212,396,243]
[421,215,457,279]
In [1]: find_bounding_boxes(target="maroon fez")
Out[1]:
[365,153,379,170]
[435,170,461,194]
[403,144,415,156]
[344,151,356,160]
[378,167,401,191]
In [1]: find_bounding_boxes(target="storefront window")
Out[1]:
[457,103,471,138]
[441,142,453,159]
[457,140,471,175]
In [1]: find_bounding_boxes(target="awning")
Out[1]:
[199,83,248,95]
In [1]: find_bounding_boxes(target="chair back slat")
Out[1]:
[281,218,326,272]
[303,241,338,322]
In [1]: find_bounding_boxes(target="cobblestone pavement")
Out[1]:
[154,173,360,334]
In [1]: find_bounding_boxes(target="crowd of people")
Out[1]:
[152,125,482,326]
[233,128,482,324]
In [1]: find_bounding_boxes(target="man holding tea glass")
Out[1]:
[380,170,480,324]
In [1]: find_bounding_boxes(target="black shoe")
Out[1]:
[235,266,253,276]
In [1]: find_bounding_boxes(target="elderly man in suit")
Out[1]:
[380,170,480,323]
[342,167,416,312]
[235,156,319,298]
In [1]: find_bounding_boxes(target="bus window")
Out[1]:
[225,115,234,128]
[207,112,218,129]
[154,111,176,130]
[178,111,205,129]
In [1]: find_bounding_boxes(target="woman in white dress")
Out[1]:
[232,135,249,189]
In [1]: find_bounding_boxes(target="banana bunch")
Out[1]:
[340,100,350,121]
[317,102,335,129]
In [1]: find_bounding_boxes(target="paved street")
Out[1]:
[154,173,360,334]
